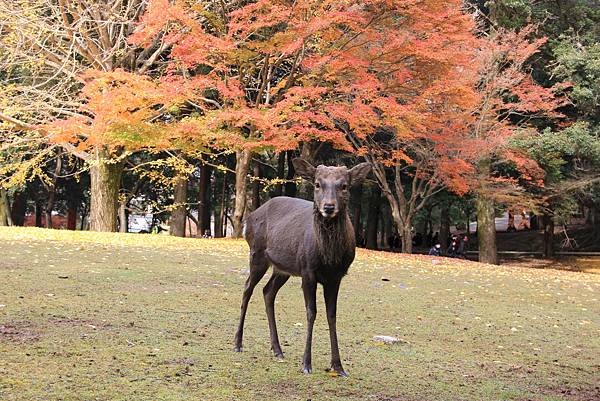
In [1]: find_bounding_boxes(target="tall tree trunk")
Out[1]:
[118,199,128,233]
[382,205,392,250]
[251,162,261,211]
[232,149,251,238]
[274,152,285,197]
[35,200,43,227]
[351,183,363,245]
[197,163,213,237]
[543,212,555,258]
[213,206,222,238]
[44,153,62,229]
[80,200,88,230]
[476,194,498,264]
[11,191,26,226]
[65,175,81,231]
[400,223,413,254]
[464,205,472,235]
[44,203,53,229]
[89,149,124,232]
[67,207,77,230]
[284,150,297,197]
[0,189,13,226]
[439,204,451,254]
[170,176,188,237]
[216,172,228,238]
[223,181,229,237]
[365,186,381,249]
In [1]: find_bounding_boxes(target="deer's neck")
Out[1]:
[313,210,355,268]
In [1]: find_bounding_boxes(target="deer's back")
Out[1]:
[245,197,316,274]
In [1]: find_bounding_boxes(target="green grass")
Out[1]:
[0,227,598,401]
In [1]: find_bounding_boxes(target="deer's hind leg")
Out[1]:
[234,250,269,352]
[263,272,290,358]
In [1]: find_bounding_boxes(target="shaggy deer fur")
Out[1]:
[234,158,370,376]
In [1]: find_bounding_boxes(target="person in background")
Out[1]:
[428,243,441,256]
[456,235,469,259]
[448,234,460,257]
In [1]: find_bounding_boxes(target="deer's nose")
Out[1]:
[323,204,336,214]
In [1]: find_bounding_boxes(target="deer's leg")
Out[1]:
[324,278,347,377]
[234,251,268,352]
[263,272,290,358]
[301,275,317,374]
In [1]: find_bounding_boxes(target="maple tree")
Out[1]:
[127,0,486,242]
[466,25,568,264]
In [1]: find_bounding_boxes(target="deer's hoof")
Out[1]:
[233,346,243,353]
[302,366,312,374]
[274,352,284,359]
[329,367,349,377]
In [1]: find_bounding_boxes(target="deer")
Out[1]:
[233,158,371,376]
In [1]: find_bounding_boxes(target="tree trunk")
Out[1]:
[0,189,13,226]
[35,201,43,227]
[543,212,555,258]
[197,163,213,237]
[476,195,498,264]
[251,162,261,211]
[65,174,82,231]
[232,149,251,238]
[80,200,88,230]
[11,191,26,226]
[351,183,363,246]
[213,206,222,238]
[44,206,53,229]
[382,205,392,250]
[400,224,413,254]
[89,149,124,232]
[170,176,188,237]
[365,186,380,249]
[118,199,128,233]
[67,207,77,230]
[44,153,62,229]
[284,150,297,197]
[274,152,285,197]
[217,172,228,238]
[439,204,451,254]
[464,205,472,235]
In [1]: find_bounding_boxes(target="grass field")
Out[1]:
[0,227,598,401]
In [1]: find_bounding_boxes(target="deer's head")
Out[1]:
[293,159,371,219]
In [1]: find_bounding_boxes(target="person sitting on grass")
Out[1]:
[428,243,441,256]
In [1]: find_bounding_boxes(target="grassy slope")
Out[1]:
[0,227,598,401]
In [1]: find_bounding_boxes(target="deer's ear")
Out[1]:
[292,158,316,181]
[349,162,371,186]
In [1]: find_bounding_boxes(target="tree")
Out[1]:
[466,26,567,263]
[471,0,600,257]
[0,0,170,231]
[328,1,481,253]
[129,0,483,241]
[514,122,600,255]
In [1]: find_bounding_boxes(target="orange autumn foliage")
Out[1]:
[46,1,565,205]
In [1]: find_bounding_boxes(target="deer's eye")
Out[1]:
[315,182,321,189]
[341,184,348,191]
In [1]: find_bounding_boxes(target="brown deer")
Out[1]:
[234,158,370,376]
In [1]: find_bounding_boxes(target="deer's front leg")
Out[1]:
[301,275,317,374]
[324,278,347,377]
